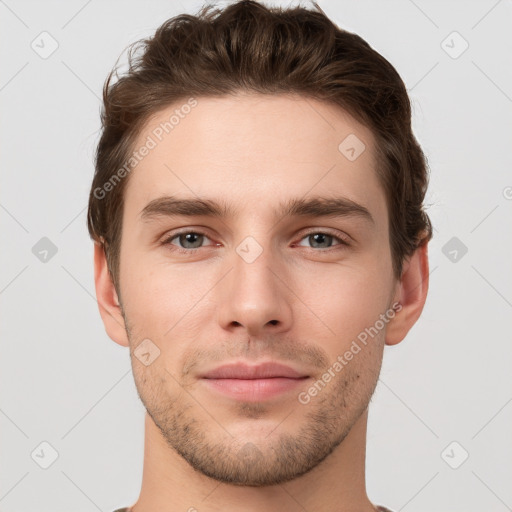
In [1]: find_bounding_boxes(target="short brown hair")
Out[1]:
[87,0,433,293]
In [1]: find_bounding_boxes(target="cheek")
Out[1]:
[294,260,391,340]
[120,251,217,337]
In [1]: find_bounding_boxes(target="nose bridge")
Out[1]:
[234,235,278,294]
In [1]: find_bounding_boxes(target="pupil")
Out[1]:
[182,233,201,248]
[312,233,329,248]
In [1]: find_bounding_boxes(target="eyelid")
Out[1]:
[160,228,217,247]
[296,227,352,245]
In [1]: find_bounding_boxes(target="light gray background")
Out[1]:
[1,0,511,511]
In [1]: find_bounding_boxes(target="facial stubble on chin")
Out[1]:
[129,345,380,488]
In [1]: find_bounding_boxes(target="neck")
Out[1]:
[131,408,377,512]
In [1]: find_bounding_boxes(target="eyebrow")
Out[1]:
[140,195,375,225]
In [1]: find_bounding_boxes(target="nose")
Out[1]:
[215,242,293,337]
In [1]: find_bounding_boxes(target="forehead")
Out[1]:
[124,93,387,228]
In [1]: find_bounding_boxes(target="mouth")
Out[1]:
[200,362,310,401]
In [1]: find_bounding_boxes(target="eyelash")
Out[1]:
[160,229,351,254]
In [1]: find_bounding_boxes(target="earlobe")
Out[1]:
[93,242,130,347]
[385,242,430,346]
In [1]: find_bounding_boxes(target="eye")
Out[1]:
[162,230,216,252]
[160,229,350,254]
[296,231,350,250]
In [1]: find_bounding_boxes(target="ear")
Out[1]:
[93,242,129,347]
[385,242,430,346]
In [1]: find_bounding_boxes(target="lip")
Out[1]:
[200,362,310,402]
[201,362,308,379]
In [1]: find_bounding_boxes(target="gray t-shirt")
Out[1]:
[113,506,395,511]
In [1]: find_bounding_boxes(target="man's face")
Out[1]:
[117,93,398,486]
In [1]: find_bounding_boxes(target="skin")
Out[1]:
[94,92,429,512]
